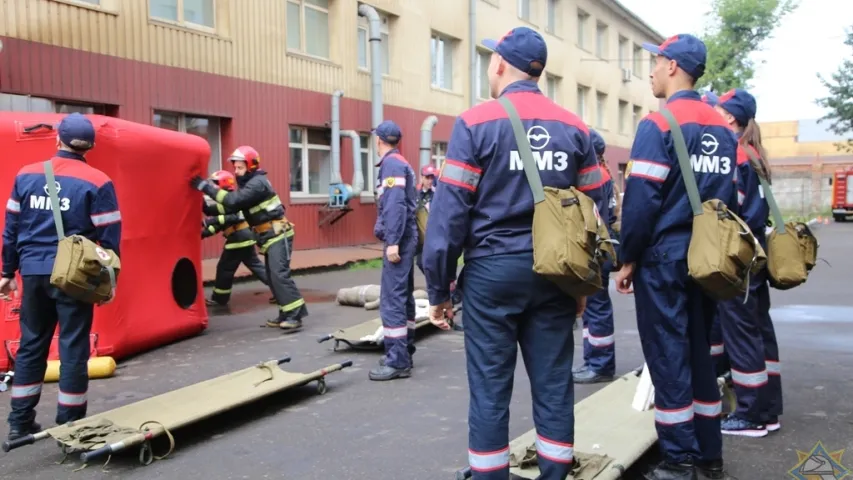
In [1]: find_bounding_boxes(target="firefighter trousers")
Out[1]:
[265,235,308,322]
[211,245,269,304]
[380,238,416,369]
[581,263,616,376]
[634,258,722,465]
[464,252,576,479]
[8,275,94,428]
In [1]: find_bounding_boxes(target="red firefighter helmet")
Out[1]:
[209,170,237,191]
[421,165,438,177]
[228,145,261,172]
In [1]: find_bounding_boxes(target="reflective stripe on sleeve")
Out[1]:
[577,166,605,192]
[629,160,670,183]
[384,326,408,339]
[468,446,510,472]
[654,404,694,425]
[6,198,20,213]
[693,400,722,418]
[758,185,765,199]
[737,190,745,206]
[439,159,481,192]
[58,390,87,407]
[91,210,122,226]
[731,368,769,388]
[766,360,781,376]
[710,344,725,356]
[535,435,574,464]
[406,320,416,330]
[11,382,42,399]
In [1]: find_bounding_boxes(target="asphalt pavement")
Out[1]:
[1,222,852,480]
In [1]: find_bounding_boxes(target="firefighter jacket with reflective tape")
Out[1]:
[735,143,770,248]
[202,200,256,249]
[374,150,418,246]
[421,80,606,304]
[619,90,739,267]
[200,170,290,249]
[2,151,122,277]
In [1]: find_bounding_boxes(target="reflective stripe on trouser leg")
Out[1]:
[265,237,308,321]
[719,277,768,423]
[211,247,242,304]
[581,266,615,375]
[708,312,730,376]
[55,287,95,425]
[634,262,702,464]
[756,279,783,420]
[405,264,416,349]
[379,241,416,369]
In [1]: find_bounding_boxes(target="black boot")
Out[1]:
[7,421,42,442]
[368,365,411,381]
[379,345,416,368]
[205,297,227,307]
[696,459,725,479]
[272,305,307,334]
[643,461,698,480]
[573,368,614,384]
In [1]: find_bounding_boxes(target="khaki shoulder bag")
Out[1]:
[498,96,616,299]
[742,149,818,289]
[660,109,766,301]
[45,160,121,304]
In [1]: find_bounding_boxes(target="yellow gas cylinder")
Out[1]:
[44,356,117,383]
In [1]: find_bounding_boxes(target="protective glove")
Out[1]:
[201,226,215,239]
[190,175,209,191]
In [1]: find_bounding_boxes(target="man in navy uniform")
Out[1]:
[422,27,606,479]
[2,113,121,440]
[370,120,419,382]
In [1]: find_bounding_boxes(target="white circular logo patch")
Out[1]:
[95,247,111,262]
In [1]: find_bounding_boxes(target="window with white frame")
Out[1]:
[149,0,215,29]
[618,36,628,69]
[56,102,108,115]
[288,126,332,195]
[359,133,375,194]
[153,111,222,175]
[431,32,454,90]
[618,100,629,134]
[545,74,560,102]
[576,10,589,49]
[546,0,561,35]
[595,22,608,58]
[595,91,607,129]
[632,105,642,132]
[633,44,643,77]
[576,85,589,122]
[0,94,108,115]
[357,14,390,74]
[518,0,531,22]
[286,0,330,59]
[477,49,491,100]
[431,142,447,170]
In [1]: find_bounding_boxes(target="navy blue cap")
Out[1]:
[701,91,719,107]
[717,89,757,126]
[482,27,547,77]
[58,112,95,150]
[589,129,606,156]
[373,120,402,145]
[642,34,707,80]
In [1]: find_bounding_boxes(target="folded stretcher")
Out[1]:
[1,357,352,466]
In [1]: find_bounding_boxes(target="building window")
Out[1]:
[289,126,331,195]
[153,111,222,176]
[431,32,454,90]
[595,22,608,58]
[576,10,589,49]
[357,13,390,74]
[287,0,330,59]
[149,0,215,29]
[432,141,447,170]
[595,92,607,129]
[359,133,375,194]
[632,105,642,132]
[577,85,589,122]
[546,0,561,35]
[56,102,107,115]
[546,74,560,102]
[477,49,491,100]
[618,100,629,134]
[633,44,642,77]
[618,36,628,69]
[518,0,531,22]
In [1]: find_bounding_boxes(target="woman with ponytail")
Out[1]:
[714,88,782,438]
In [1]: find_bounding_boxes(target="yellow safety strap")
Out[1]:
[258,233,285,254]
[248,195,282,214]
[279,298,305,312]
[224,240,257,250]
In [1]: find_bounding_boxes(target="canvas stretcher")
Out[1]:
[1,357,353,466]
[317,306,463,351]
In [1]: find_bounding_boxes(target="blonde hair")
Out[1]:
[742,118,771,183]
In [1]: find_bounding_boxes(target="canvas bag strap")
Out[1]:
[743,147,786,234]
[660,109,703,217]
[43,160,66,239]
[497,96,546,204]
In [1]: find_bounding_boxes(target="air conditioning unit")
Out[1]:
[621,68,632,83]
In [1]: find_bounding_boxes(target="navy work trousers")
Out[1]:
[581,264,616,376]
[380,237,417,369]
[633,259,722,465]
[464,252,576,479]
[8,275,94,428]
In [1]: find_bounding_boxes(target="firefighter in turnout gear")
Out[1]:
[190,146,308,332]
[202,170,269,307]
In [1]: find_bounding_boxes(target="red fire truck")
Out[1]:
[832,167,853,222]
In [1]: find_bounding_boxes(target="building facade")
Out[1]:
[0,0,662,258]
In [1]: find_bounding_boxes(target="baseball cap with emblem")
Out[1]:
[373,120,402,146]
[642,34,707,80]
[717,88,758,126]
[58,112,96,151]
[481,26,548,77]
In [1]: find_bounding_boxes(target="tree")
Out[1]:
[816,28,853,152]
[697,0,799,93]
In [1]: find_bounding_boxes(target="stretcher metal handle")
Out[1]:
[456,466,472,479]
[2,430,49,452]
[79,444,113,463]
[317,334,333,344]
[276,356,291,365]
